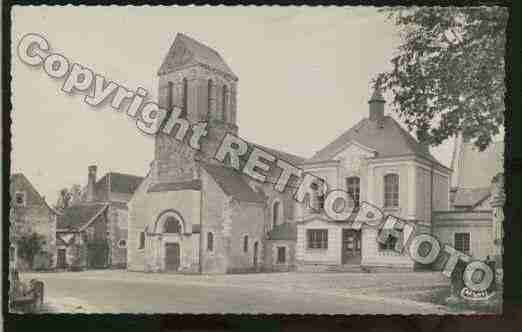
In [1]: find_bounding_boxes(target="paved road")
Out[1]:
[22,270,451,314]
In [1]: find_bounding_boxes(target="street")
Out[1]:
[20,270,454,314]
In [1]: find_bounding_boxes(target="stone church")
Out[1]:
[127,33,304,274]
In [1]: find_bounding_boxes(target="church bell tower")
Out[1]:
[152,33,239,184]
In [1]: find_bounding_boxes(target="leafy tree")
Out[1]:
[375,7,507,151]
[16,232,46,270]
[55,188,72,210]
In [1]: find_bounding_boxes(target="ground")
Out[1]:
[21,270,467,314]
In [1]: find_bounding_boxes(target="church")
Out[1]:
[127,33,303,273]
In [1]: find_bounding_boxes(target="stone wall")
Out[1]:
[263,240,296,272]
[108,206,128,268]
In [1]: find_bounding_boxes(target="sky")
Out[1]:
[11,6,456,204]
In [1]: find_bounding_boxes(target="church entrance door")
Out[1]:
[165,243,180,271]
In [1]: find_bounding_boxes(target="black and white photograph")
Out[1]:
[7,5,506,315]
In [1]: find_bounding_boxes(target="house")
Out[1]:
[56,166,143,269]
[293,89,452,271]
[432,138,504,268]
[10,173,58,271]
[128,33,304,274]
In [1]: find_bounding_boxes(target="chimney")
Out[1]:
[368,87,385,123]
[86,165,97,202]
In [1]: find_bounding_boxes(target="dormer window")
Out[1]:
[15,191,26,206]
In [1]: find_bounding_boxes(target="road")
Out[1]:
[21,270,452,314]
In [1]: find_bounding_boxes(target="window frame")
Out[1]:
[346,176,361,207]
[138,231,145,250]
[454,232,470,254]
[384,173,400,208]
[14,191,26,207]
[243,235,249,253]
[307,229,328,250]
[163,216,182,234]
[207,232,214,252]
[272,200,282,229]
[276,246,286,264]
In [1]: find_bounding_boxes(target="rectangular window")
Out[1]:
[384,174,399,208]
[307,229,328,249]
[454,233,470,254]
[15,192,26,206]
[277,246,286,264]
[346,177,360,207]
[138,231,145,250]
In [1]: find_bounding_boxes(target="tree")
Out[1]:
[375,7,507,151]
[55,188,72,210]
[16,232,46,270]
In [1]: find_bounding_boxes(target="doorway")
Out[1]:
[57,248,67,268]
[341,229,362,265]
[165,243,180,271]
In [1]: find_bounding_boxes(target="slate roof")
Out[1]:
[201,162,266,203]
[452,187,491,208]
[57,203,108,230]
[96,172,144,195]
[148,180,202,193]
[158,33,237,79]
[267,222,297,241]
[249,142,306,166]
[307,116,445,168]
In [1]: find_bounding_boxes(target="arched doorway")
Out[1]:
[253,241,259,267]
[155,212,184,272]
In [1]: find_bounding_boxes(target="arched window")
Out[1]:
[163,216,182,234]
[222,85,228,122]
[384,173,399,208]
[346,177,360,207]
[272,201,281,229]
[207,232,214,252]
[243,235,249,253]
[181,77,188,118]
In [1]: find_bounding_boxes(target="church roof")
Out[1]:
[57,203,108,231]
[201,162,266,203]
[249,142,306,166]
[307,116,445,168]
[158,33,237,79]
[267,222,297,241]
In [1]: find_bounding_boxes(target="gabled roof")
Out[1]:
[201,162,266,203]
[158,33,237,79]
[249,142,306,166]
[96,172,144,195]
[452,187,491,208]
[57,203,108,230]
[267,222,297,241]
[10,173,58,214]
[307,116,444,168]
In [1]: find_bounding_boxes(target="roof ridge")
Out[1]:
[178,33,220,56]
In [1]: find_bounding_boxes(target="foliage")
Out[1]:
[376,7,507,151]
[16,232,46,269]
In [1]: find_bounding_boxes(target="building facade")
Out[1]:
[433,138,504,269]
[56,166,143,269]
[293,90,452,271]
[10,173,58,271]
[128,33,303,274]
